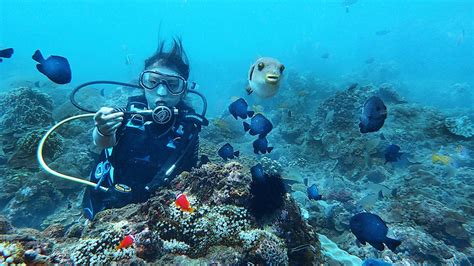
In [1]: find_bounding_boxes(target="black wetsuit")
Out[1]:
[82,95,200,220]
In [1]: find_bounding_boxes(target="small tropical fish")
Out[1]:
[0,48,14,62]
[251,163,265,182]
[350,212,401,252]
[228,98,254,120]
[252,136,273,154]
[175,193,194,213]
[357,191,383,210]
[307,184,322,200]
[432,153,452,165]
[359,96,387,133]
[116,234,135,250]
[243,113,273,137]
[200,155,211,165]
[363,258,392,266]
[218,143,239,161]
[384,144,403,164]
[247,57,284,98]
[32,50,72,84]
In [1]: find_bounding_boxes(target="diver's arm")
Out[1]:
[93,127,117,149]
[92,107,124,149]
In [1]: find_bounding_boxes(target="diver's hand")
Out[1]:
[94,107,124,136]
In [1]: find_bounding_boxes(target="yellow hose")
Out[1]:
[37,113,109,192]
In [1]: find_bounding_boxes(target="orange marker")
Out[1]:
[175,193,195,213]
[116,234,135,250]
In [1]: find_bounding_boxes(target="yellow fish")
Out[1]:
[432,154,452,165]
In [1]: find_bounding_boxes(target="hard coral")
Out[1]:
[239,229,288,265]
[0,87,54,133]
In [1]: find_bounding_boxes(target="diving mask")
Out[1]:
[139,70,188,95]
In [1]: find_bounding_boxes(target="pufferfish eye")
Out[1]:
[258,62,265,71]
[280,65,285,73]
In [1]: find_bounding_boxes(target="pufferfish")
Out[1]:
[246,57,285,98]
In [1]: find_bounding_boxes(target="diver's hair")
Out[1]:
[144,37,190,80]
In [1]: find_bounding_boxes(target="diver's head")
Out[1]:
[142,38,190,109]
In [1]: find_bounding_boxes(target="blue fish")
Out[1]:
[251,163,265,182]
[252,136,273,154]
[243,113,273,137]
[363,259,392,266]
[228,98,254,120]
[384,144,403,164]
[307,184,322,200]
[32,50,72,84]
[0,48,14,62]
[359,96,387,133]
[217,143,239,161]
[350,212,401,252]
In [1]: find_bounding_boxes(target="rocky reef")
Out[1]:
[0,162,322,265]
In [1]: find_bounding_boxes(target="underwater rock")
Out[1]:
[42,223,65,238]
[444,116,474,138]
[365,167,388,183]
[395,226,458,264]
[375,83,407,104]
[0,215,14,234]
[65,223,84,238]
[404,196,471,249]
[4,180,65,229]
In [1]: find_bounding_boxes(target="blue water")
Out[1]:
[1,0,472,116]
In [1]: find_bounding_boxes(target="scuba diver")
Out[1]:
[81,38,207,220]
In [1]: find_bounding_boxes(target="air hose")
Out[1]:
[36,113,109,192]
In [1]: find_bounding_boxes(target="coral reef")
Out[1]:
[0,162,322,264]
